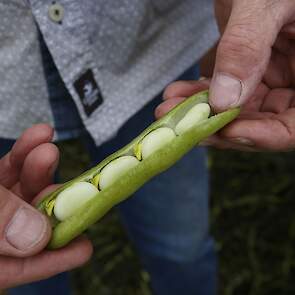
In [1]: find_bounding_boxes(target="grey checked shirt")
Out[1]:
[0,0,218,145]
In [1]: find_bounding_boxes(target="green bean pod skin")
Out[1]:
[37,91,240,249]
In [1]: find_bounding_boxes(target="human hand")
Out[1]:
[155,79,295,151]
[156,0,295,151]
[0,124,92,289]
[210,0,295,112]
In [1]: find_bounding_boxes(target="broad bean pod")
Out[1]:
[37,90,239,249]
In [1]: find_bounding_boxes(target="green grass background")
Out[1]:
[3,140,295,295]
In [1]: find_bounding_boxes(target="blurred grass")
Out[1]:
[210,150,295,295]
[55,140,295,295]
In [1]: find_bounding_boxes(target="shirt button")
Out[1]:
[48,3,64,23]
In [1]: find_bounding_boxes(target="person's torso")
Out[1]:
[0,0,218,145]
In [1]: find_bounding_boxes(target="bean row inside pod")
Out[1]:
[50,103,211,222]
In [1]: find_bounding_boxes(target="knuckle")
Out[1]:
[219,19,266,64]
[163,82,180,99]
[218,24,263,67]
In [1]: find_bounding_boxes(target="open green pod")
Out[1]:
[37,90,240,249]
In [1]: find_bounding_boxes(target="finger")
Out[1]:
[219,112,295,151]
[199,135,230,149]
[199,134,257,151]
[273,34,295,56]
[234,82,269,113]
[0,237,93,289]
[9,182,59,202]
[163,80,210,100]
[200,44,218,77]
[261,88,295,113]
[20,143,59,202]
[0,186,51,257]
[10,183,23,198]
[209,0,293,112]
[0,124,53,188]
[32,184,61,207]
[282,22,295,38]
[155,97,186,119]
[263,49,292,88]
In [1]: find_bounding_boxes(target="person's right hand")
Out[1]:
[156,0,295,152]
[210,0,295,112]
[0,124,92,289]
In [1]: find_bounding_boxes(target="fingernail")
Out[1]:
[6,207,47,251]
[210,73,242,111]
[230,137,254,146]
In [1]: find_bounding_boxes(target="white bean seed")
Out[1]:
[54,182,99,221]
[175,103,210,135]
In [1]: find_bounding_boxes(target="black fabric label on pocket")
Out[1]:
[74,69,103,116]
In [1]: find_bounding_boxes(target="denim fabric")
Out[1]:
[8,273,71,295]
[6,65,217,295]
[82,81,217,295]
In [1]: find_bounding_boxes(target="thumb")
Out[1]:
[209,0,292,112]
[0,185,51,257]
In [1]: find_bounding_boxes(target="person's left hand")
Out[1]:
[0,124,93,289]
[155,79,295,152]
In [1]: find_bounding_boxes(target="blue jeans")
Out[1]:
[82,93,217,295]
[6,52,216,294]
